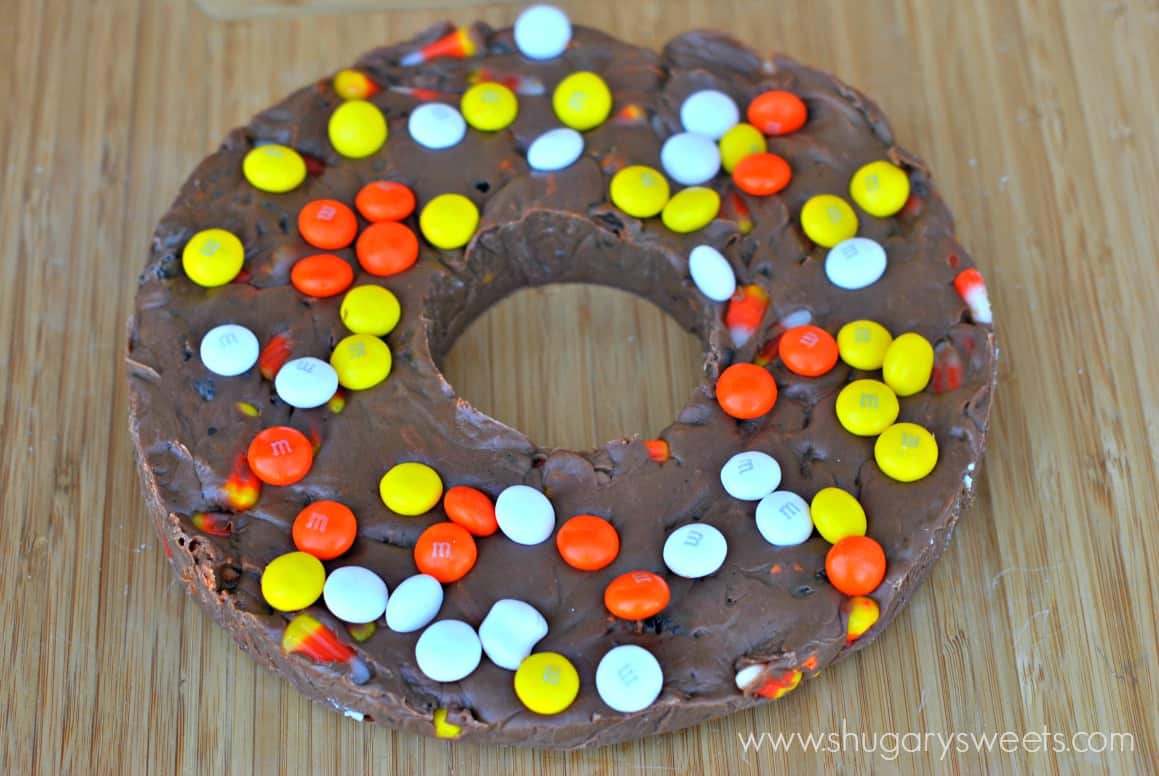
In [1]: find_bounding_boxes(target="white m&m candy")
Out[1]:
[415,620,482,682]
[680,90,740,140]
[663,523,728,578]
[385,573,444,633]
[514,5,572,60]
[720,451,781,501]
[478,599,549,670]
[408,103,467,150]
[495,485,556,545]
[199,324,259,377]
[527,127,584,171]
[755,491,813,546]
[323,566,388,624]
[275,357,339,409]
[825,237,887,290]
[596,644,663,713]
[688,245,736,302]
[660,132,721,186]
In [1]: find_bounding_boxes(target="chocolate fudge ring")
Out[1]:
[127,13,997,749]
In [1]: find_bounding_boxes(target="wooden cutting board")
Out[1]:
[2,0,1156,772]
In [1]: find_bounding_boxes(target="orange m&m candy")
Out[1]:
[356,181,416,223]
[298,199,358,250]
[443,485,498,537]
[732,152,791,197]
[291,254,354,298]
[747,91,808,136]
[414,522,478,583]
[779,325,838,377]
[356,221,419,277]
[716,362,777,419]
[556,515,620,571]
[826,535,886,596]
[604,571,670,620]
[292,500,358,560]
[247,426,313,486]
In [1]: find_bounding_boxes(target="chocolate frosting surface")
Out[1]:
[127,21,996,748]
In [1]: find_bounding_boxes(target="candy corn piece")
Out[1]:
[222,452,261,511]
[282,614,356,663]
[327,388,347,415]
[258,332,293,381]
[753,335,781,367]
[954,268,992,324]
[400,27,479,66]
[468,67,545,96]
[191,511,233,537]
[387,84,454,103]
[645,439,670,462]
[843,595,880,643]
[721,190,753,234]
[235,400,261,418]
[333,68,381,100]
[347,621,376,643]
[724,284,769,347]
[304,417,324,456]
[611,103,647,125]
[433,708,462,739]
[755,669,802,699]
[931,340,964,394]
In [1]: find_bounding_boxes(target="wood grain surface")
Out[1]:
[2,0,1157,772]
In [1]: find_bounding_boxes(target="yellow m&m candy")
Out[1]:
[330,333,392,390]
[661,186,720,233]
[810,487,867,544]
[718,123,767,173]
[553,71,612,131]
[836,379,899,437]
[340,285,401,336]
[837,320,893,371]
[379,462,443,516]
[261,551,325,611]
[800,194,858,248]
[875,422,938,482]
[514,652,581,715]
[419,193,479,250]
[461,82,518,131]
[182,228,244,287]
[850,160,910,218]
[610,165,670,219]
[243,144,307,193]
[882,332,934,396]
[328,99,388,159]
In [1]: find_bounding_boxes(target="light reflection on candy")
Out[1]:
[724,284,768,347]
[954,267,992,324]
[400,27,479,66]
[282,613,355,663]
[843,595,880,643]
[222,452,261,511]
[191,512,232,537]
